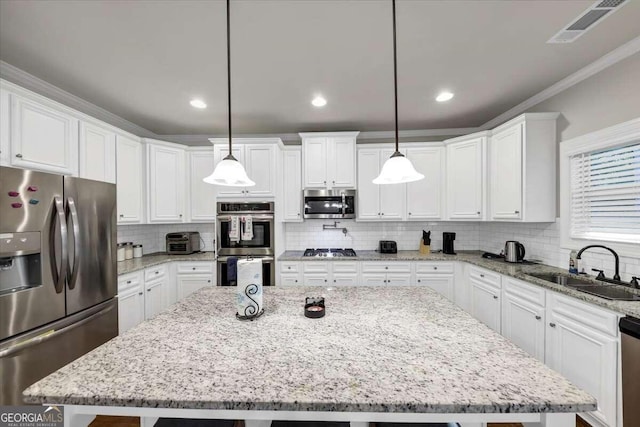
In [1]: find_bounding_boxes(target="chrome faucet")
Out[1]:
[576,245,620,281]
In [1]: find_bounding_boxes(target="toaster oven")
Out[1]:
[166,232,201,255]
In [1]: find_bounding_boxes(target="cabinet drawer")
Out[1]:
[361,262,411,273]
[303,262,330,274]
[118,271,143,293]
[144,264,167,281]
[468,265,501,288]
[280,262,300,273]
[504,277,545,307]
[332,261,358,274]
[415,262,454,274]
[547,292,618,337]
[176,261,214,274]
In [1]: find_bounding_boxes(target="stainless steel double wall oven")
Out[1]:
[216,201,275,286]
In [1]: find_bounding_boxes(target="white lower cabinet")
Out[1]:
[279,261,302,286]
[144,265,169,320]
[501,277,546,362]
[545,293,618,427]
[414,262,455,300]
[175,261,215,299]
[117,272,144,335]
[468,266,501,333]
[361,262,411,286]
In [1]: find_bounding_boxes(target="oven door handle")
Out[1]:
[218,256,274,262]
[341,193,346,217]
[217,215,274,221]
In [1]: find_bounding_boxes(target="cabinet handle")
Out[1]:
[127,280,131,284]
[408,213,412,215]
[147,289,151,292]
[324,279,327,282]
[334,279,336,283]
[155,271,159,274]
[493,295,498,299]
[15,153,22,158]
[119,214,124,218]
[192,267,196,270]
[383,280,387,283]
[535,315,541,320]
[385,266,388,270]
[207,280,211,283]
[477,211,481,214]
[295,280,298,283]
[323,181,326,185]
[297,213,300,216]
[138,292,143,296]
[480,274,485,278]
[381,213,384,216]
[287,266,291,270]
[433,267,438,270]
[514,210,520,214]
[179,214,183,217]
[417,279,421,283]
[549,322,556,328]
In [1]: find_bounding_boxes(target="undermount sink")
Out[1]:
[526,272,640,301]
[526,272,595,286]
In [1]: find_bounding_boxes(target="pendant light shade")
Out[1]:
[203,0,254,187]
[373,151,425,185]
[203,154,256,187]
[373,0,424,186]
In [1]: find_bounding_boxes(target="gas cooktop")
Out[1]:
[303,248,357,258]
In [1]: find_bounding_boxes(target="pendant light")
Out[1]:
[204,0,255,187]
[373,0,424,185]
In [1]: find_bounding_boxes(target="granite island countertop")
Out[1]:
[118,252,216,275]
[24,286,596,414]
[279,250,640,317]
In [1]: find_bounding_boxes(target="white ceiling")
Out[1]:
[1,0,639,137]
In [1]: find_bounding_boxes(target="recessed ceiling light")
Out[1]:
[190,99,207,109]
[435,91,454,102]
[311,95,327,107]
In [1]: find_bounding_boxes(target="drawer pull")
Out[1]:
[126,280,131,284]
[192,267,196,270]
[480,274,485,278]
[155,271,159,275]
[385,266,388,270]
[207,280,211,283]
[138,292,143,296]
[324,279,327,282]
[493,295,498,300]
[287,266,291,270]
[147,289,151,292]
[549,322,556,328]
[15,153,23,158]
[417,279,421,283]
[535,315,541,320]
[433,266,438,270]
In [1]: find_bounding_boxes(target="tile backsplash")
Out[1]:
[117,223,215,254]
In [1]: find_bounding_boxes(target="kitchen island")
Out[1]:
[24,286,595,427]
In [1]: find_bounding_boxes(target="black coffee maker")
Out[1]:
[443,232,456,255]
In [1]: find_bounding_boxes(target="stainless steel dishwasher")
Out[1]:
[620,316,640,426]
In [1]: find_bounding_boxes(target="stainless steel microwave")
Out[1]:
[303,189,356,219]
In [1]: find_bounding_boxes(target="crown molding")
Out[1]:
[481,35,640,130]
[0,60,156,138]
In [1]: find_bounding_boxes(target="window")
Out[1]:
[570,143,640,244]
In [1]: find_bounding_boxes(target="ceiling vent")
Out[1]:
[548,0,628,44]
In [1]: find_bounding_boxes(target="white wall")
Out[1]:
[117,223,215,255]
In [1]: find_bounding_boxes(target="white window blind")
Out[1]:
[570,142,640,243]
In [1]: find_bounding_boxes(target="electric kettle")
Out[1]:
[504,241,526,263]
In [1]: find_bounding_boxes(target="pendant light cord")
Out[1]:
[392,0,399,153]
[226,0,232,155]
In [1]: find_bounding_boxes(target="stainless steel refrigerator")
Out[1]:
[0,166,118,405]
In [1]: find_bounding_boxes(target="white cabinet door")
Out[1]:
[148,143,185,223]
[379,149,406,220]
[416,275,454,301]
[303,137,328,188]
[144,279,167,320]
[357,149,381,220]
[329,136,356,188]
[282,149,302,221]
[406,147,443,220]
[447,138,483,219]
[490,124,523,220]
[79,121,116,183]
[188,150,216,222]
[118,288,144,335]
[176,274,213,300]
[116,135,144,224]
[546,303,618,427]
[469,277,501,332]
[245,144,276,197]
[0,88,9,166]
[386,273,411,286]
[280,274,301,286]
[213,144,245,198]
[502,292,545,362]
[10,94,79,175]
[362,273,386,286]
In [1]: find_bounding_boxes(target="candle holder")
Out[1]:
[304,297,325,319]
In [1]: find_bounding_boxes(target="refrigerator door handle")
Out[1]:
[66,197,80,290]
[51,196,67,294]
[0,303,116,359]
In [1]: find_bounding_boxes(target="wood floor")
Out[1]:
[89,415,592,427]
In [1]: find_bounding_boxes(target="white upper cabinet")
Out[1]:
[406,146,444,220]
[282,148,303,222]
[0,88,10,166]
[489,113,559,222]
[116,135,144,224]
[445,133,487,220]
[210,138,281,199]
[146,140,186,223]
[356,147,405,221]
[10,93,79,175]
[187,149,216,222]
[79,121,116,183]
[301,132,358,189]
